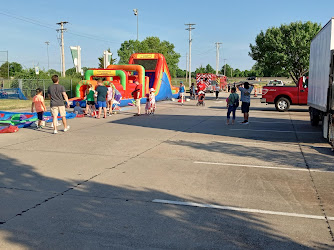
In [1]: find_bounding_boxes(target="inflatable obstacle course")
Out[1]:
[71,53,179,107]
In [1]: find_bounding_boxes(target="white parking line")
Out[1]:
[230,128,321,134]
[194,161,333,173]
[152,199,334,221]
[217,140,300,147]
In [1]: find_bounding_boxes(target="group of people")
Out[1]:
[31,74,254,134]
[31,76,157,134]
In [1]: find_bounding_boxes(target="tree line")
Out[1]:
[0,21,322,84]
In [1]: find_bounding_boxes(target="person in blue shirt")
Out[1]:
[236,82,254,124]
[179,82,186,105]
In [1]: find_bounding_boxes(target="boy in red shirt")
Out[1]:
[31,88,47,129]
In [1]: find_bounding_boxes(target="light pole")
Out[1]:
[185,23,195,90]
[45,41,50,72]
[133,9,138,40]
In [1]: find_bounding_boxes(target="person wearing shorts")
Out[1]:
[85,84,96,116]
[95,79,108,119]
[132,81,142,116]
[107,85,115,116]
[48,75,70,134]
[31,88,47,129]
[237,81,254,124]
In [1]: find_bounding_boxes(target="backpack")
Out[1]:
[231,93,239,107]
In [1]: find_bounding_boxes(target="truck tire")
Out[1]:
[275,97,290,112]
[310,108,320,126]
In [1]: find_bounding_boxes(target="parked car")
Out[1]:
[247,76,257,80]
[267,80,284,86]
[261,77,308,112]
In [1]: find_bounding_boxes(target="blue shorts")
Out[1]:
[97,101,107,108]
[37,111,44,121]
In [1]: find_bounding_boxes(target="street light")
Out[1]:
[133,8,138,40]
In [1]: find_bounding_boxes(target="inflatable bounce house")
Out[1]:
[71,53,179,107]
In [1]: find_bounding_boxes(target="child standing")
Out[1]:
[31,88,47,129]
[107,84,115,116]
[85,84,96,116]
[226,87,239,125]
[145,93,150,115]
[148,88,156,115]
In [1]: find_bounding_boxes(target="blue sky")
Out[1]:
[0,0,333,72]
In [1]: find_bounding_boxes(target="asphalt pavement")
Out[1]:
[0,92,334,249]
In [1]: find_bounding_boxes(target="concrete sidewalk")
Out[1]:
[0,92,333,249]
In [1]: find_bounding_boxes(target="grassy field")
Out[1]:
[0,99,50,111]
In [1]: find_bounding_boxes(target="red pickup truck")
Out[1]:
[261,77,308,111]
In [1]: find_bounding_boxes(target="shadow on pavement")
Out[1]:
[0,153,327,248]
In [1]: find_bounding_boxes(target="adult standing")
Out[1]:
[95,79,108,119]
[48,75,70,134]
[179,82,186,105]
[190,82,195,100]
[215,83,220,100]
[132,80,142,116]
[236,81,254,124]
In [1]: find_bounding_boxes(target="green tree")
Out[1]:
[98,48,117,68]
[249,21,321,83]
[233,68,242,77]
[219,64,233,77]
[117,37,181,77]
[0,62,23,78]
[176,68,186,77]
[205,64,215,74]
[194,65,206,74]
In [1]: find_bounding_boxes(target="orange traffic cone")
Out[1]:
[254,87,257,97]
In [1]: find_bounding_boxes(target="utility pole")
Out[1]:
[215,42,222,75]
[185,53,188,83]
[185,23,195,89]
[223,59,227,76]
[56,21,68,77]
[45,41,50,72]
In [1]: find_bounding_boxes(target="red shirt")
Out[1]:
[133,84,142,99]
[33,95,45,113]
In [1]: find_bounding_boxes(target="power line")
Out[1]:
[0,11,119,44]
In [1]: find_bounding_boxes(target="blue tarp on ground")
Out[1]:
[0,88,27,100]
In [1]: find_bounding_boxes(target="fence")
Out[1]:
[1,79,77,99]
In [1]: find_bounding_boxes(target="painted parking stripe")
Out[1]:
[194,161,333,173]
[230,128,321,134]
[152,199,334,221]
[216,141,332,149]
[217,140,300,147]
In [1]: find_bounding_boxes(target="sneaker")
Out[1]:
[240,121,247,124]
[64,126,70,132]
[53,130,58,134]
[244,121,249,125]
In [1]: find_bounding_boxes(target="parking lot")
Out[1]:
[0,92,333,249]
